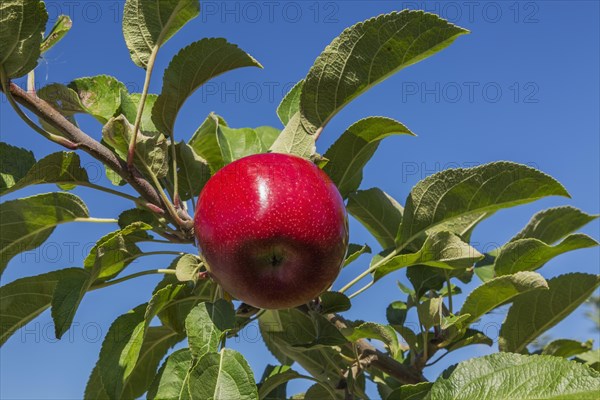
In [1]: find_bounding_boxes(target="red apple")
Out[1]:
[194,153,349,309]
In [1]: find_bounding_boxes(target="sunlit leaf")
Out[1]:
[398,162,569,246]
[123,0,200,68]
[0,192,89,276]
[499,273,600,353]
[153,38,261,137]
[428,353,600,399]
[0,0,48,78]
[323,117,413,198]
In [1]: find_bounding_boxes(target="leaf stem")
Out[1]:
[170,141,180,207]
[145,163,187,227]
[78,182,140,202]
[127,46,159,167]
[445,271,453,313]
[73,217,118,223]
[90,268,176,290]
[348,281,374,299]
[0,80,167,212]
[0,66,77,149]
[339,249,398,294]
[139,250,185,257]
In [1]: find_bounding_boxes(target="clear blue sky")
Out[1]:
[1,1,599,399]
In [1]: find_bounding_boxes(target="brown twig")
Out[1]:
[328,313,426,385]
[1,82,164,211]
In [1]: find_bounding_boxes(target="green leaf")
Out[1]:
[510,206,599,244]
[187,348,258,400]
[0,142,35,192]
[304,383,342,400]
[292,311,347,348]
[494,234,598,276]
[459,271,548,323]
[153,38,262,137]
[343,243,371,267]
[153,261,216,334]
[341,321,400,357]
[123,0,200,68]
[0,192,89,276]
[277,80,303,125]
[95,304,147,400]
[269,112,316,158]
[499,273,600,353]
[37,83,86,118]
[147,348,192,400]
[50,268,92,339]
[83,222,151,281]
[392,325,419,352]
[217,125,280,165]
[386,301,408,326]
[473,250,498,282]
[103,114,169,178]
[40,14,71,53]
[185,300,236,359]
[398,162,569,246]
[428,353,600,399]
[174,253,202,283]
[91,286,185,400]
[84,364,109,400]
[259,310,346,382]
[68,75,127,124]
[119,92,159,132]
[258,365,303,400]
[323,117,414,198]
[373,231,482,282]
[299,10,468,134]
[122,326,183,399]
[417,297,443,330]
[542,339,594,358]
[347,188,403,249]
[188,113,228,172]
[118,208,159,231]
[407,266,446,298]
[318,292,351,314]
[2,151,89,194]
[445,329,493,353]
[575,350,600,372]
[174,142,210,201]
[387,382,433,400]
[0,0,48,78]
[0,268,78,346]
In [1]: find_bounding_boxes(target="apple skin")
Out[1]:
[194,153,349,309]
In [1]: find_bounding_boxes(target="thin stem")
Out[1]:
[425,350,451,367]
[73,217,118,223]
[422,330,429,364]
[141,239,175,244]
[1,81,166,211]
[0,66,77,149]
[127,47,159,167]
[145,164,187,227]
[348,281,373,299]
[170,140,179,207]
[91,268,176,290]
[339,249,398,294]
[445,271,453,313]
[78,182,139,202]
[140,250,185,257]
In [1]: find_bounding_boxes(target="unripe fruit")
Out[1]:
[194,153,349,309]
